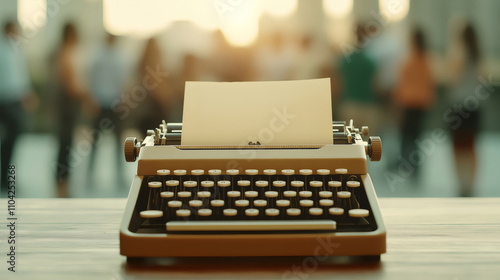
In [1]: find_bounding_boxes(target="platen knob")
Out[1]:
[361,126,369,136]
[368,136,382,162]
[124,137,139,162]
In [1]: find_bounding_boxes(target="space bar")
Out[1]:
[166,220,336,232]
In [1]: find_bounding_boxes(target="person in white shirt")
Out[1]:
[87,33,127,186]
[0,21,37,192]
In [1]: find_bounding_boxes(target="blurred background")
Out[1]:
[0,0,499,198]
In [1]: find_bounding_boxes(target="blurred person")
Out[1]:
[447,23,482,197]
[136,38,170,133]
[335,23,380,133]
[87,34,127,186]
[0,21,38,193]
[291,34,325,80]
[54,23,92,197]
[170,54,215,122]
[255,32,294,81]
[392,28,435,179]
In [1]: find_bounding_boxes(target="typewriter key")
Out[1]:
[253,200,267,207]
[255,180,268,187]
[276,200,290,207]
[328,181,341,188]
[319,199,334,206]
[156,169,170,176]
[329,207,344,215]
[201,181,215,188]
[286,208,301,216]
[299,169,313,175]
[245,209,259,216]
[309,181,323,188]
[337,191,351,198]
[317,169,330,175]
[299,200,313,207]
[291,181,304,188]
[309,208,323,216]
[140,210,163,219]
[245,169,258,175]
[319,191,333,198]
[349,209,369,218]
[346,181,360,188]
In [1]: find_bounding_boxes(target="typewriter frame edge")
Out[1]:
[119,174,386,258]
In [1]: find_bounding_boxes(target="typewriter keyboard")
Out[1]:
[130,169,378,233]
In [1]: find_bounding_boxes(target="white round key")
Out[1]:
[349,209,370,217]
[281,169,295,175]
[299,169,313,175]
[329,207,344,215]
[335,168,348,174]
[317,169,330,175]
[211,200,224,207]
[176,209,191,217]
[157,169,170,176]
[174,169,187,176]
[168,201,182,208]
[226,169,239,175]
[276,200,290,207]
[160,191,174,198]
[178,191,191,198]
[319,199,334,206]
[299,191,312,198]
[347,181,361,188]
[254,200,267,207]
[235,200,249,207]
[287,208,301,216]
[183,181,197,188]
[238,180,251,187]
[319,191,333,198]
[166,180,179,187]
[191,169,204,176]
[310,181,323,187]
[273,180,286,187]
[245,191,258,198]
[284,191,297,197]
[198,209,212,216]
[265,191,278,198]
[337,191,351,198]
[189,200,203,207]
[245,169,258,175]
[245,208,259,216]
[300,200,313,207]
[148,181,162,188]
[265,208,280,216]
[140,210,163,218]
[291,181,304,187]
[263,169,276,175]
[208,169,221,176]
[223,209,237,216]
[197,191,211,198]
[328,181,342,188]
[201,181,215,188]
[255,180,268,187]
[227,191,241,197]
[309,208,323,216]
[218,180,231,187]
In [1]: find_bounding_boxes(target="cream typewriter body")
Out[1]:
[120,121,385,259]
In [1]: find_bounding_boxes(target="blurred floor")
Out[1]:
[10,130,500,198]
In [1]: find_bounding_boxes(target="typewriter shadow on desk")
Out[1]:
[122,256,382,277]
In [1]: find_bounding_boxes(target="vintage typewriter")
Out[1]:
[120,120,386,260]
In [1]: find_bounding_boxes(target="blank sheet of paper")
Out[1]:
[181,78,333,145]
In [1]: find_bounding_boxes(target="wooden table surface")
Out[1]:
[0,198,499,280]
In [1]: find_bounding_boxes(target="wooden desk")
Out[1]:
[0,198,499,280]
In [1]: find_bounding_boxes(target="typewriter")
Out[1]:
[120,120,386,260]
